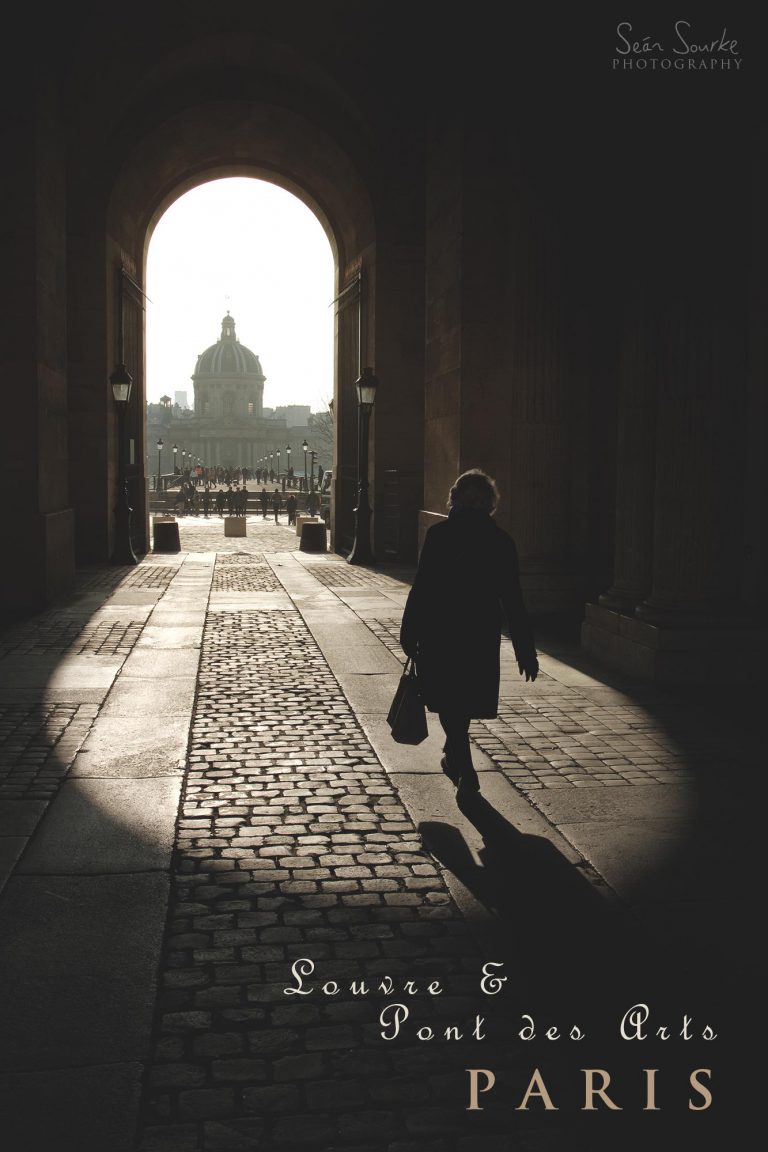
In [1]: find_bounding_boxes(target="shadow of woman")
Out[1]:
[419,791,705,1055]
[417,796,732,1148]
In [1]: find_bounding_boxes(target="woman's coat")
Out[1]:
[399,508,537,717]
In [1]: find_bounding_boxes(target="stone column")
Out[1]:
[636,297,737,626]
[1,75,74,613]
[584,290,760,685]
[597,291,657,612]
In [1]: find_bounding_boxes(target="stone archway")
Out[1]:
[71,102,373,561]
[65,48,425,569]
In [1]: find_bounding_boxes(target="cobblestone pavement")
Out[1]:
[138,558,504,1151]
[136,532,637,1152]
[0,701,98,801]
[0,565,179,811]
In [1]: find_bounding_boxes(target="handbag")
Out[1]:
[387,658,428,745]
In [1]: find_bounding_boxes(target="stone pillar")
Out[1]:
[422,107,575,610]
[584,293,761,684]
[0,75,74,615]
[599,293,657,612]
[503,207,574,612]
[637,298,738,625]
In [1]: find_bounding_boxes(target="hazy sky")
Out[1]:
[146,178,335,412]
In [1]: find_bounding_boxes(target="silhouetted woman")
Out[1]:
[400,469,538,796]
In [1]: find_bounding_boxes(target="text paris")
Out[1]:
[465,1067,713,1111]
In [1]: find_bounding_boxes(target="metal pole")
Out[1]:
[347,405,373,565]
[112,401,138,565]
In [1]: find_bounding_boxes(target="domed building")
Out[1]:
[156,312,297,475]
[193,311,265,424]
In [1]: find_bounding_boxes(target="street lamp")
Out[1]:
[347,366,379,566]
[286,444,291,483]
[269,452,273,477]
[110,362,138,565]
[276,448,281,478]
[156,437,164,493]
[172,443,178,475]
[302,439,308,491]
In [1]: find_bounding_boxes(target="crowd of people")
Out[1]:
[174,464,323,491]
[170,481,318,524]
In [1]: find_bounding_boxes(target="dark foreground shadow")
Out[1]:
[420,797,648,1006]
[417,793,745,1149]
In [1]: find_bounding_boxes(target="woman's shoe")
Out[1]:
[457,769,481,795]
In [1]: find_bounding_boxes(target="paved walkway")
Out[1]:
[0,517,757,1151]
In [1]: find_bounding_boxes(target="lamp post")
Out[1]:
[302,439,308,492]
[172,443,178,476]
[110,363,138,566]
[347,367,379,566]
[156,437,164,493]
[276,448,281,479]
[286,444,291,486]
[269,452,274,479]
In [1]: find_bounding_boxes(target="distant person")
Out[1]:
[286,493,297,525]
[400,468,538,799]
[307,489,318,517]
[239,484,249,516]
[272,488,282,523]
[260,487,269,519]
[226,485,235,515]
[215,487,225,517]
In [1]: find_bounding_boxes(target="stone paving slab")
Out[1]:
[554,817,724,905]
[104,589,170,606]
[317,643,403,675]
[18,777,183,873]
[332,670,403,715]
[120,649,207,680]
[136,625,206,650]
[0,872,169,1070]
[144,607,209,623]
[0,1061,143,1152]
[71,715,190,777]
[0,798,47,835]
[100,676,199,717]
[0,835,27,892]
[531,783,695,825]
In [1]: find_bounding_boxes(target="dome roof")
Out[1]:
[193,313,264,379]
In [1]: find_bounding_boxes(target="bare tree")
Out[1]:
[308,399,334,472]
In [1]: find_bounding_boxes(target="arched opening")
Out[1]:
[66,81,424,571]
[144,177,335,515]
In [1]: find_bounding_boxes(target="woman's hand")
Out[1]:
[517,655,539,682]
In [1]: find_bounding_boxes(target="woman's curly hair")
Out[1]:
[447,469,500,514]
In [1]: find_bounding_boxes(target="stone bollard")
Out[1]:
[153,518,180,553]
[295,515,320,537]
[224,517,247,537]
[299,521,327,553]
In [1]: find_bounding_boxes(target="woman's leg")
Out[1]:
[438,711,480,792]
